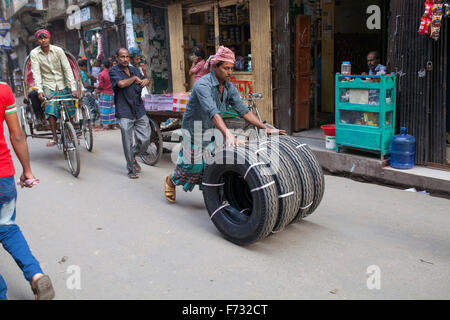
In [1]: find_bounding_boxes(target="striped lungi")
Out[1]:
[43,87,75,119]
[98,93,116,125]
[171,139,215,192]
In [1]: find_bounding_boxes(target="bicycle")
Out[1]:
[223,92,275,140]
[41,96,81,177]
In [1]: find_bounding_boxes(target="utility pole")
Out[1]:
[116,0,126,48]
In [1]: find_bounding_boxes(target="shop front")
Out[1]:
[290,0,390,132]
[167,0,273,123]
[129,0,171,94]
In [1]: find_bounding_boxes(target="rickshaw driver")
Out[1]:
[29,29,78,147]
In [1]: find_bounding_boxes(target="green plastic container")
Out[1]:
[335,74,396,160]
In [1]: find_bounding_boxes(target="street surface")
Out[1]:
[2,124,450,300]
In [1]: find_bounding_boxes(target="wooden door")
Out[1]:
[294,15,312,131]
[168,3,185,93]
[321,0,335,113]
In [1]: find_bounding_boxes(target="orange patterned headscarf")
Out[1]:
[35,29,51,41]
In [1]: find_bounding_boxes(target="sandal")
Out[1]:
[31,275,55,300]
[46,139,57,147]
[128,171,139,179]
[164,175,176,203]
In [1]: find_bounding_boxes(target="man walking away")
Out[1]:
[109,48,151,179]
[0,82,55,300]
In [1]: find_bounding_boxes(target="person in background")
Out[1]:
[79,59,100,129]
[96,60,118,130]
[0,81,55,300]
[189,49,209,83]
[129,47,151,98]
[363,51,387,76]
[230,45,245,71]
[129,47,148,78]
[91,59,101,85]
[109,48,151,179]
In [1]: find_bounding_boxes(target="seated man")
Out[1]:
[30,29,77,147]
[27,89,45,125]
[363,51,387,76]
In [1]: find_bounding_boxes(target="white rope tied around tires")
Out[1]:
[250,181,275,193]
[300,201,313,210]
[296,144,307,149]
[243,162,265,180]
[278,191,294,199]
[210,203,230,220]
[255,147,267,155]
[202,182,225,187]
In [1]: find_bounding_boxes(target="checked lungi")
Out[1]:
[43,87,75,119]
[98,92,117,125]
[171,138,215,192]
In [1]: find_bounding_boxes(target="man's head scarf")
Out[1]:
[204,46,235,71]
[35,29,51,41]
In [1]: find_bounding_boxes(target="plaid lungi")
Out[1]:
[43,87,75,119]
[171,140,215,192]
[99,93,117,125]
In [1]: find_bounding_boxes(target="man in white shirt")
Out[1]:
[29,29,77,146]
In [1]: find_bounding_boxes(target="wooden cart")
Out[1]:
[142,110,184,166]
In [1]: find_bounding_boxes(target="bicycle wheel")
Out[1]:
[141,117,163,166]
[81,105,93,152]
[63,122,80,177]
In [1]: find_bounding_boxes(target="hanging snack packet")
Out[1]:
[423,1,434,18]
[418,16,432,34]
[444,3,450,17]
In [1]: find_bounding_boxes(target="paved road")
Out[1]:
[2,126,450,300]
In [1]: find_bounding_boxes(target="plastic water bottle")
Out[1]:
[390,127,415,169]
[341,61,351,76]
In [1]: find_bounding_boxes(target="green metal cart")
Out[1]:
[335,74,396,160]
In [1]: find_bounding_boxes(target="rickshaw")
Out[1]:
[19,49,94,177]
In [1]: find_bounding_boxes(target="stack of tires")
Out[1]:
[202,136,324,246]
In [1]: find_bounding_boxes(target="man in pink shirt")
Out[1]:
[96,60,118,130]
[189,49,209,83]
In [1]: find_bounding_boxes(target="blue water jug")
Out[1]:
[390,127,415,169]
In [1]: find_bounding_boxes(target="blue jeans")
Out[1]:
[0,176,42,300]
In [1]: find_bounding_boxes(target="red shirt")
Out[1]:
[0,82,16,178]
[97,68,113,95]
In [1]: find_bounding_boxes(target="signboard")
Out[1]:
[0,16,11,50]
[102,0,117,23]
[68,5,100,28]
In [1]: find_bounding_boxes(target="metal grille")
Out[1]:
[387,0,448,165]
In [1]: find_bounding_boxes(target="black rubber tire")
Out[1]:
[255,138,302,232]
[141,117,163,166]
[274,137,315,223]
[281,136,325,220]
[202,145,278,246]
[81,106,93,152]
[63,122,80,177]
